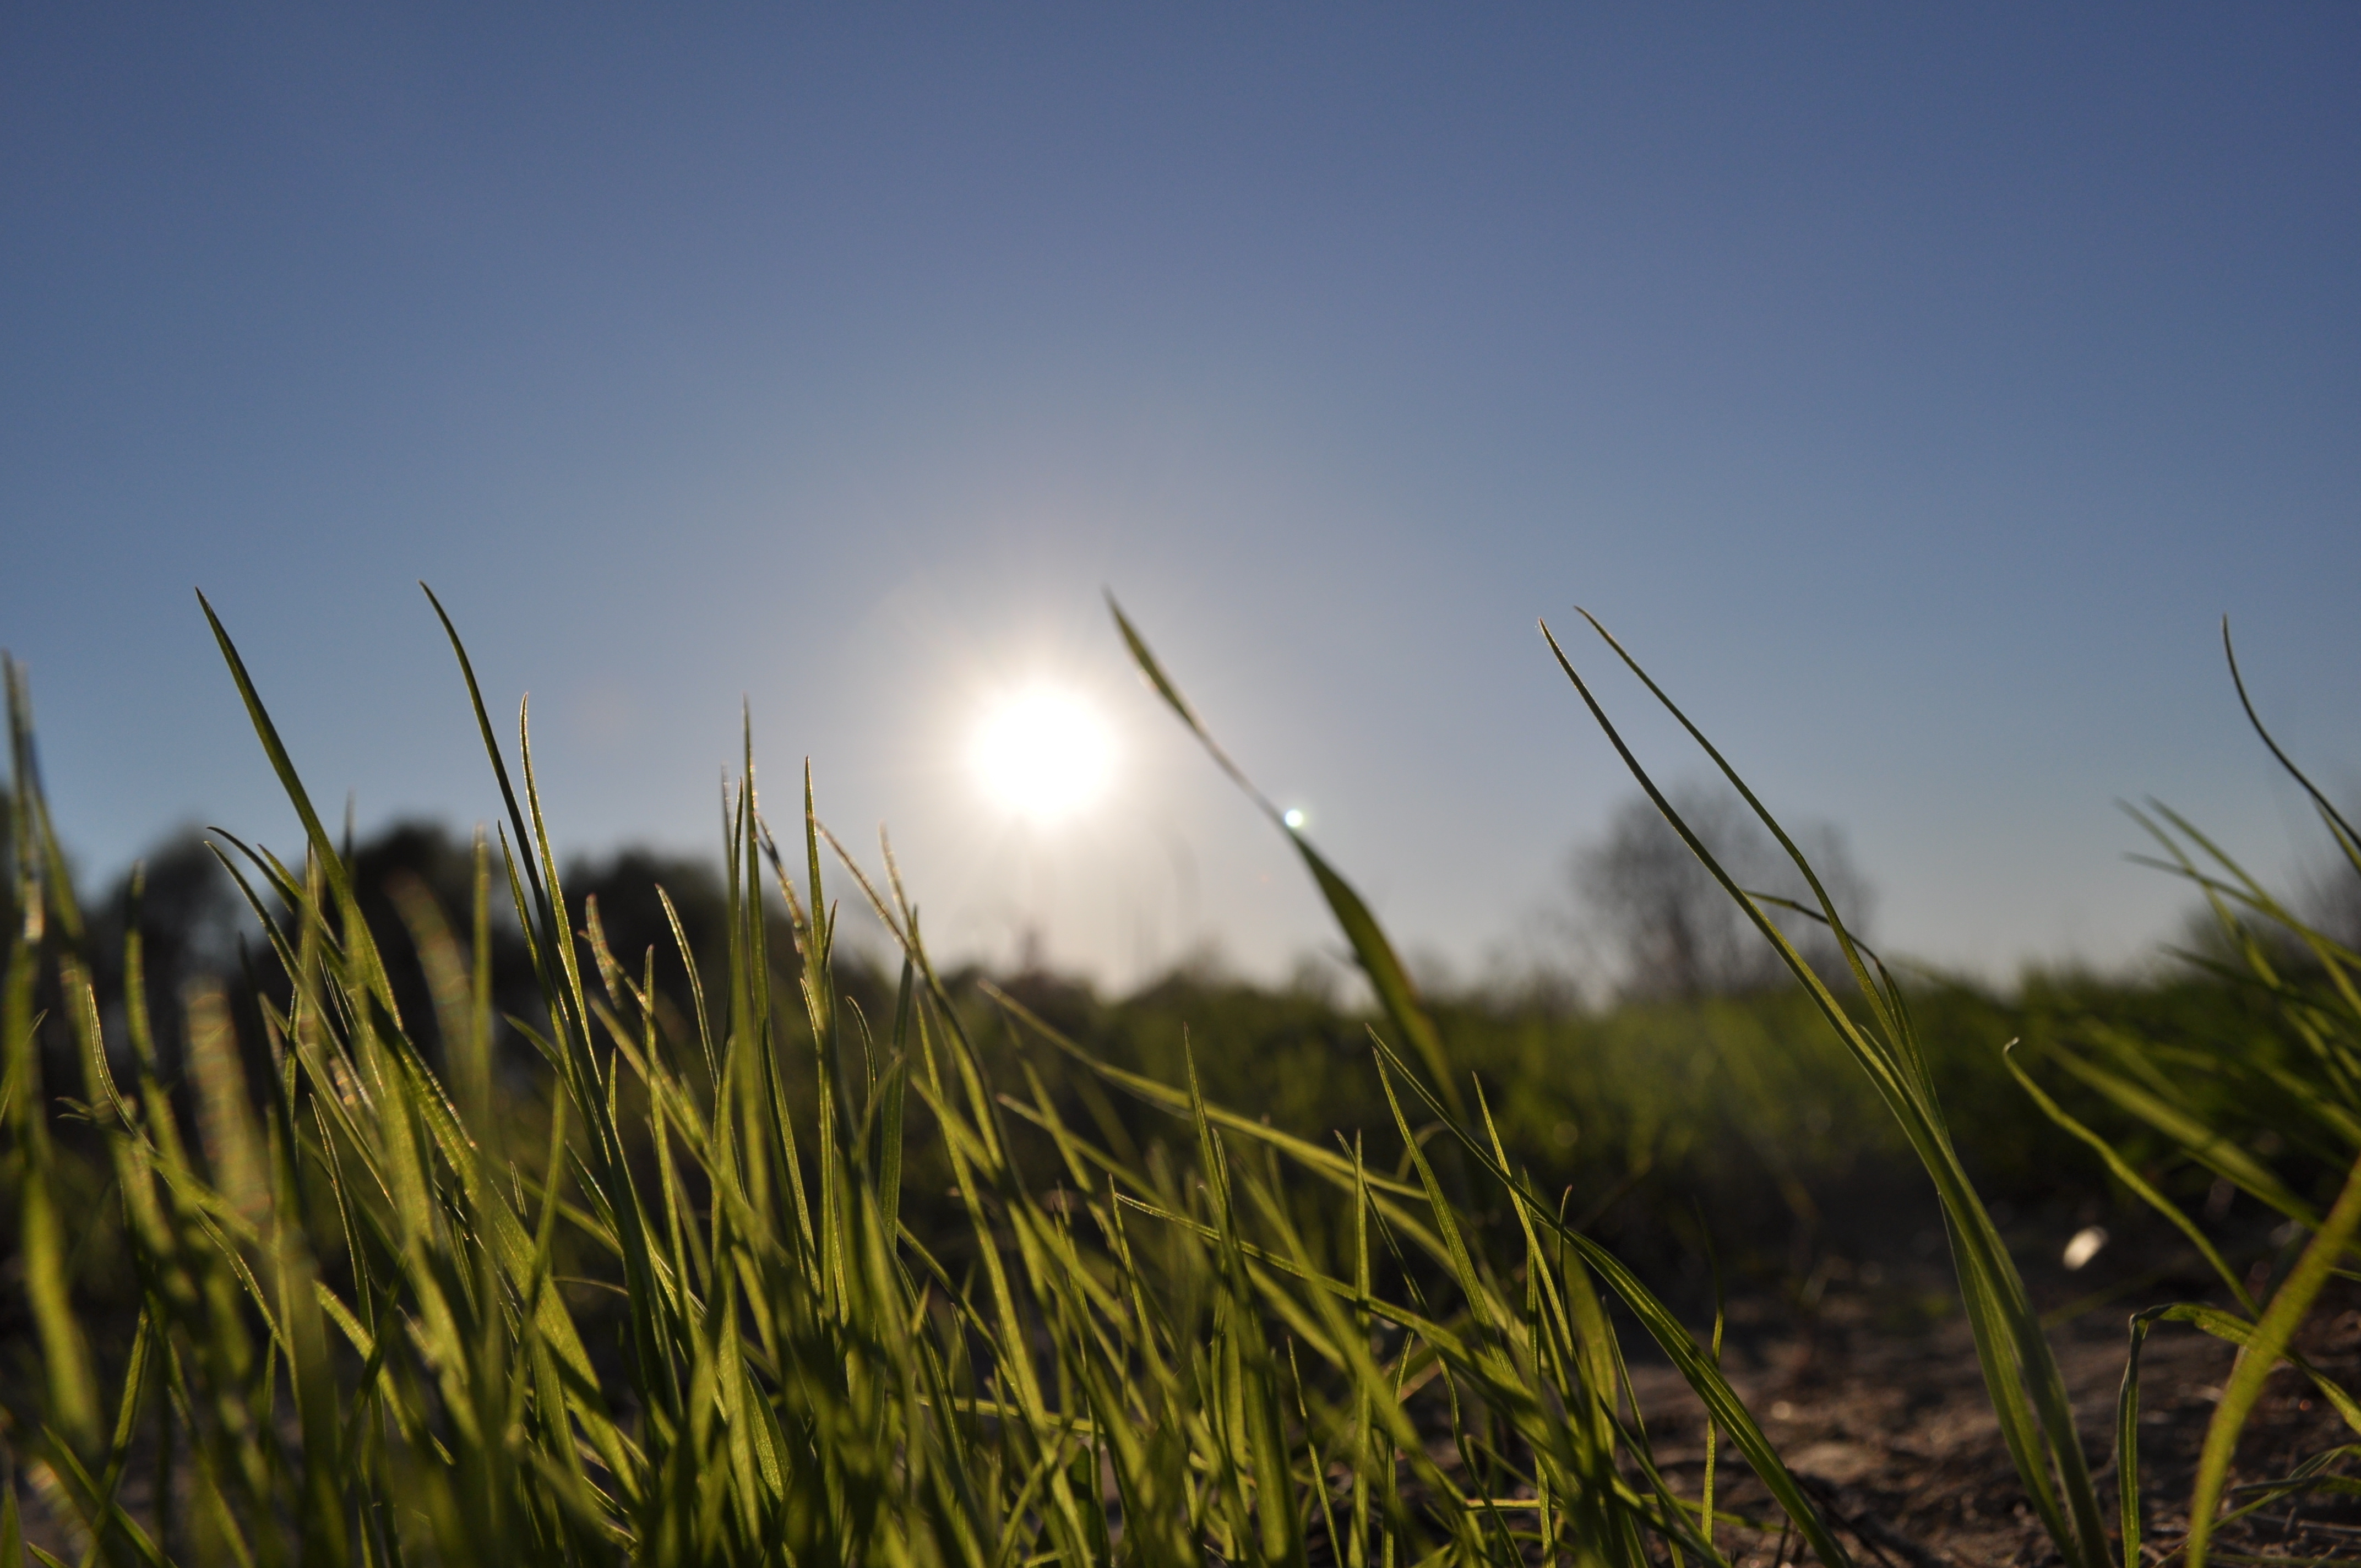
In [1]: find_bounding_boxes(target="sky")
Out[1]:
[3,6,2357,992]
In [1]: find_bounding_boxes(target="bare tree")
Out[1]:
[1573,781,1873,1002]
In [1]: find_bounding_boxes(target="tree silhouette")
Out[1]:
[1573,782,1873,1001]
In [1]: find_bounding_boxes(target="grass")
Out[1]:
[1,590,2356,1566]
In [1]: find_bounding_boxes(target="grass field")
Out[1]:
[2,594,2357,1566]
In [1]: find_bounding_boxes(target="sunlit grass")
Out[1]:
[1,591,2355,1567]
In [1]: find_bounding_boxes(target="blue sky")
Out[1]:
[4,7,2356,988]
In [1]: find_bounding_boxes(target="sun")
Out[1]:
[971,685,1116,824]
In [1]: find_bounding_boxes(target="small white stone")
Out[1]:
[2062,1226,2108,1271]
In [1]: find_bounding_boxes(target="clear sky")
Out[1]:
[4,7,2356,990]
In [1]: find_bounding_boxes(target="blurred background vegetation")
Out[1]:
[12,776,2350,1350]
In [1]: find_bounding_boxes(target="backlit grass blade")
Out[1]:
[1543,609,2112,1568]
[421,582,564,968]
[195,593,404,1028]
[3,660,102,1458]
[2188,1147,2361,1568]
[2052,1032,2319,1228]
[2223,618,2361,874]
[1108,596,1464,1118]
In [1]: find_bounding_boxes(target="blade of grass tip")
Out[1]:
[200,830,306,952]
[2224,618,2361,861]
[880,952,913,1227]
[1699,1207,1726,1564]
[656,884,721,1090]
[791,760,861,1131]
[2122,801,2280,927]
[2189,1145,2361,1568]
[1107,595,1462,1119]
[2117,1306,2169,1568]
[583,892,633,1016]
[195,592,404,1025]
[4,664,42,914]
[798,818,904,957]
[7,663,85,952]
[802,760,831,968]
[880,829,921,949]
[518,695,597,1071]
[421,582,561,954]
[1106,594,1264,805]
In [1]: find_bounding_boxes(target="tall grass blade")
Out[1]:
[1108,596,1462,1117]
[1543,611,2109,1568]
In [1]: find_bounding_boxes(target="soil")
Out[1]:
[1621,1251,2361,1567]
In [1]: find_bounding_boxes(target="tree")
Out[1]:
[1573,781,1873,1001]
[83,828,252,1070]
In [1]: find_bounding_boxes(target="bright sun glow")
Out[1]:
[972,686,1116,824]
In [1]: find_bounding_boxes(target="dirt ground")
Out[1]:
[1624,1260,2361,1568]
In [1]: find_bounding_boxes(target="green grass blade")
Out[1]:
[195,592,405,1029]
[2006,1044,2259,1313]
[1544,611,2109,1568]
[420,582,563,963]
[2222,618,2361,862]
[2188,1146,2361,1568]
[1108,596,1462,1118]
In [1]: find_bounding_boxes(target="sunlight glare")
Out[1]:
[972,686,1116,824]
